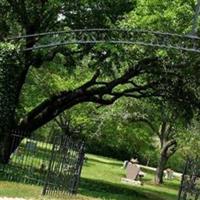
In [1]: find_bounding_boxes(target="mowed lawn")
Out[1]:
[0,154,180,200]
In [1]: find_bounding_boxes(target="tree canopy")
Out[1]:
[0,0,199,166]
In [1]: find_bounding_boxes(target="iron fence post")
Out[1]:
[42,136,57,196]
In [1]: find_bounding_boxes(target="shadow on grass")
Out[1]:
[164,180,181,191]
[79,177,178,200]
[79,177,149,200]
[0,171,179,200]
[141,168,181,191]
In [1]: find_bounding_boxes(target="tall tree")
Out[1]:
[0,0,199,164]
[0,0,135,163]
[121,99,193,184]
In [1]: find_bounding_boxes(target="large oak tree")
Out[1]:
[0,0,199,164]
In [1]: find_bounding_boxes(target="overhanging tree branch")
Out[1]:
[161,139,177,158]
[18,58,160,132]
[18,56,199,133]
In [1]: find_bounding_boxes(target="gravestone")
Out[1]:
[126,162,140,180]
[121,162,142,185]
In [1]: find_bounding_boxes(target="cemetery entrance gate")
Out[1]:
[42,135,85,195]
[0,132,85,196]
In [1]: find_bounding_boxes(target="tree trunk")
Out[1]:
[155,152,168,184]
[0,133,14,164]
[155,138,177,184]
[0,46,21,164]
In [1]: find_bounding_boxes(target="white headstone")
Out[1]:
[126,162,140,180]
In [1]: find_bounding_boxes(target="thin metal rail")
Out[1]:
[6,28,200,53]
[7,29,200,40]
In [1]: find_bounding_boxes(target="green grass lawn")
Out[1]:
[0,154,180,200]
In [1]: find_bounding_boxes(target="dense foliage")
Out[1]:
[0,0,199,185]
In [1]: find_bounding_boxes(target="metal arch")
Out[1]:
[7,28,200,53]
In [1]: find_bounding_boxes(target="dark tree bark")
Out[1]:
[18,58,159,132]
[155,121,177,184]
[155,153,168,184]
[155,140,177,184]
[0,52,20,163]
[0,0,39,163]
[0,27,37,164]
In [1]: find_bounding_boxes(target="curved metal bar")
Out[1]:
[8,28,200,40]
[24,40,200,53]
[6,28,200,53]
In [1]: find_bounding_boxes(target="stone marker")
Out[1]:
[126,162,140,180]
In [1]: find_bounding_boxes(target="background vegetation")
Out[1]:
[0,0,200,198]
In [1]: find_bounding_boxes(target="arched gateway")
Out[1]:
[6,5,200,196]
[7,27,200,199]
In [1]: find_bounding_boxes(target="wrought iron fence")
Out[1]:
[178,158,200,200]
[0,131,85,196]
